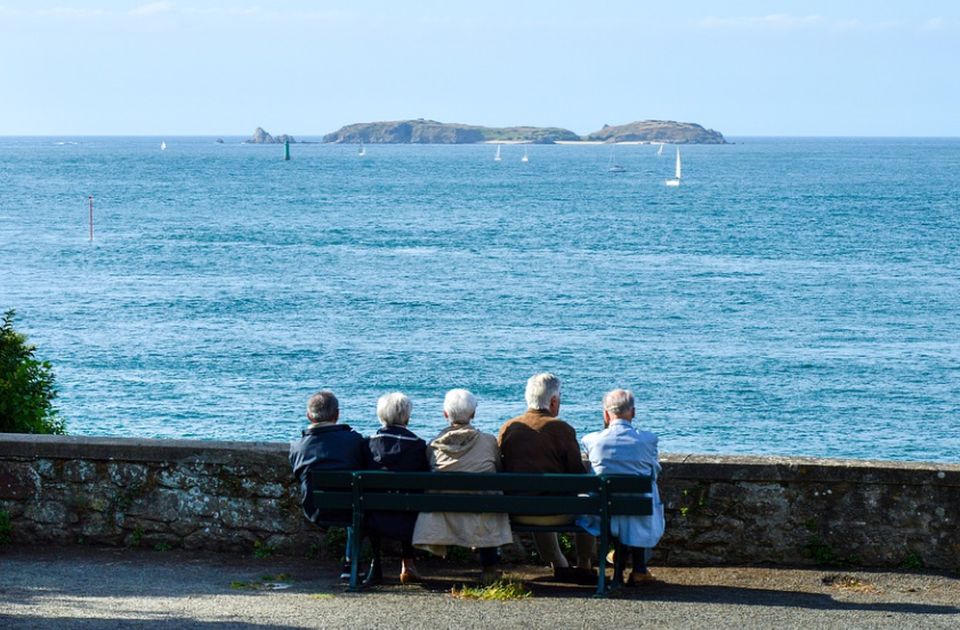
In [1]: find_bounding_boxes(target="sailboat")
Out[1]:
[656,142,664,156]
[665,147,681,187]
[607,144,626,173]
[521,146,529,163]
[494,144,502,161]
[358,141,366,157]
[160,141,167,151]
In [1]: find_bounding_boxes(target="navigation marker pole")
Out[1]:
[88,195,94,242]
[283,140,290,161]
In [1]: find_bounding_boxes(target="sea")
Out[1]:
[1,136,958,463]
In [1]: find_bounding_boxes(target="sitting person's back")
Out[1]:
[289,390,366,524]
[413,389,513,583]
[580,388,664,586]
[363,392,429,584]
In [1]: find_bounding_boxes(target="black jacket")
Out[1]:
[289,423,367,524]
[364,425,429,540]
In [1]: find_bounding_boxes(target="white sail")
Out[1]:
[657,142,664,156]
[358,141,366,156]
[494,144,502,161]
[665,146,681,186]
[160,141,166,151]
[521,147,529,163]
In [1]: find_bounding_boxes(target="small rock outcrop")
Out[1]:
[586,120,727,144]
[247,127,296,144]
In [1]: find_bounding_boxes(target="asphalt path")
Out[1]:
[1,547,957,629]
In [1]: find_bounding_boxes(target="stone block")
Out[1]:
[126,489,182,522]
[23,500,69,524]
[0,462,40,500]
[107,463,150,488]
[63,461,98,484]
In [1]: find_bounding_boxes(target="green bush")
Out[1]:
[0,310,64,434]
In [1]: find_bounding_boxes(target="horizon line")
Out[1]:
[2,133,960,139]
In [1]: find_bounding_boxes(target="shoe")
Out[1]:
[553,566,596,585]
[338,562,351,583]
[481,568,502,585]
[626,570,657,587]
[399,569,423,585]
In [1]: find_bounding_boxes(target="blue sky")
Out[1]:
[0,1,957,136]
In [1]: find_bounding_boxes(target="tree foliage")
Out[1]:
[0,310,64,434]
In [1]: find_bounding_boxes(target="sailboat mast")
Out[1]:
[675,147,682,179]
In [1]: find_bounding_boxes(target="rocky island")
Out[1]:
[246,127,296,144]
[322,119,581,144]
[586,120,727,144]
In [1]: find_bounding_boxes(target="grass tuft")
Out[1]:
[451,577,532,601]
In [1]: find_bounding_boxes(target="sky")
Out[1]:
[0,1,957,136]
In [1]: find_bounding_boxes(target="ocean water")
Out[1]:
[1,137,958,463]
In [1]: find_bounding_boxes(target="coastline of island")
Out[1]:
[247,119,728,146]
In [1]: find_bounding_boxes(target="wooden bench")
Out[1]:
[310,470,654,596]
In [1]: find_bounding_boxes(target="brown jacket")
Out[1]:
[497,409,585,474]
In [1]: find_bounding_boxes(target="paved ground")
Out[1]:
[0,547,957,629]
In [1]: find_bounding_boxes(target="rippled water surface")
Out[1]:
[1,137,958,462]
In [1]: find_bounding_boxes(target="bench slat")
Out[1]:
[359,493,601,515]
[607,495,654,516]
[355,471,603,493]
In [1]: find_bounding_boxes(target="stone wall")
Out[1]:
[1,434,957,570]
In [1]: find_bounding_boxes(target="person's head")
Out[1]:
[306,390,339,425]
[443,388,477,425]
[377,392,412,427]
[525,372,561,416]
[602,388,635,426]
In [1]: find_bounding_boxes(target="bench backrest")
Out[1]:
[309,470,653,517]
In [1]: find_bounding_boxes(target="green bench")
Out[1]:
[310,470,654,596]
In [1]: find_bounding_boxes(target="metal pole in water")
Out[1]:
[88,195,94,241]
[283,140,290,161]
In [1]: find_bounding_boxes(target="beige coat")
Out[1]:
[412,424,514,556]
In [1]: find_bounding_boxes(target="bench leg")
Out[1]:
[348,525,363,592]
[595,527,608,597]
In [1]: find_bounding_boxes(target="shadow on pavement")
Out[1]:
[0,615,299,629]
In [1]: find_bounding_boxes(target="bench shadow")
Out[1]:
[408,573,960,616]
[0,615,297,629]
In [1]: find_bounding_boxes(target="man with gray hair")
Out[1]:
[289,390,367,580]
[579,388,665,586]
[498,373,596,583]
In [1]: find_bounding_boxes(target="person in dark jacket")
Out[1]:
[289,390,366,580]
[363,392,429,584]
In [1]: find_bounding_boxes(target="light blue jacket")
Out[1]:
[578,419,665,548]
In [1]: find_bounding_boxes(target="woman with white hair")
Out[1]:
[364,392,429,585]
[412,389,513,584]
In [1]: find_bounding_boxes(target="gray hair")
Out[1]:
[377,392,412,427]
[603,389,635,418]
[306,390,339,423]
[444,388,477,425]
[525,372,561,411]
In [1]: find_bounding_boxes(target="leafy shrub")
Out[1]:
[0,310,64,434]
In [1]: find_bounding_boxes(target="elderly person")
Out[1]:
[579,389,665,586]
[498,373,595,583]
[413,389,513,584]
[363,392,429,585]
[289,390,366,581]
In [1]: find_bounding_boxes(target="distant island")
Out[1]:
[586,120,727,144]
[322,119,580,144]
[320,118,727,145]
[246,127,296,144]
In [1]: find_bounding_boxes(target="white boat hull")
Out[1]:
[665,178,680,187]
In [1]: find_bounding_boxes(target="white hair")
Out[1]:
[376,392,412,427]
[444,389,477,425]
[525,372,560,411]
[603,388,635,417]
